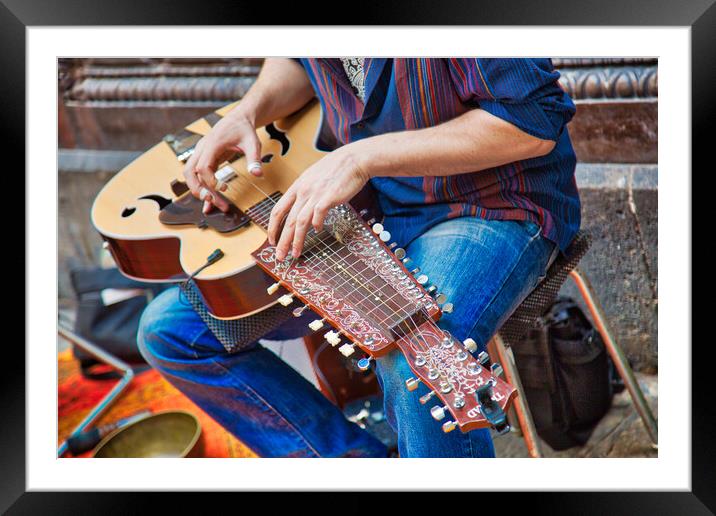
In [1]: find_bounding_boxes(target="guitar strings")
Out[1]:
[234,174,431,331]
[234,173,461,399]
[238,175,426,328]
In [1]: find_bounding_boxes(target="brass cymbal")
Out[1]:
[92,410,202,458]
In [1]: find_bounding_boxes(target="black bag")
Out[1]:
[512,297,623,450]
[69,266,166,379]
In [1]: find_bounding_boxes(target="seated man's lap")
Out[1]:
[404,217,555,348]
[373,217,556,456]
[137,216,556,457]
[140,217,555,376]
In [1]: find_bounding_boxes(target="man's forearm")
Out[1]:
[350,108,556,180]
[229,58,315,127]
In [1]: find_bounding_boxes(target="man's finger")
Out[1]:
[195,160,218,190]
[312,199,333,233]
[267,190,295,246]
[199,186,230,213]
[291,203,316,258]
[183,150,202,196]
[275,196,308,261]
[241,133,263,177]
[275,208,300,261]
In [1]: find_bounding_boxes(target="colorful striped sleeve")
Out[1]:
[446,58,576,142]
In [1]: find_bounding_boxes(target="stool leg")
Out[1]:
[57,325,135,457]
[569,268,658,446]
[490,334,544,458]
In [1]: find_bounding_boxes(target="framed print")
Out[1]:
[2,0,711,512]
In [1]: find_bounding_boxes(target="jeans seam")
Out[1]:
[208,357,323,458]
[465,229,543,343]
[186,328,211,359]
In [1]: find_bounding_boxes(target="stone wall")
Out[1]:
[58,58,658,372]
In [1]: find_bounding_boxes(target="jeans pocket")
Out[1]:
[533,241,558,290]
[517,220,543,240]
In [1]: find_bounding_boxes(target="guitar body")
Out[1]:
[91,101,327,319]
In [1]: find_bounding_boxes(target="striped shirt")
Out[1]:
[297,58,581,251]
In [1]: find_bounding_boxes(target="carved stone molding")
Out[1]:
[558,66,658,100]
[552,58,656,68]
[60,58,262,103]
[60,57,658,104]
[69,76,258,103]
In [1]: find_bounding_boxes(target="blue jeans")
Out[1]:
[138,217,556,457]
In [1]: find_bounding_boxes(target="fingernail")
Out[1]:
[203,201,211,214]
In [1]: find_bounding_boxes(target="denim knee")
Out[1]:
[137,288,213,364]
[376,349,413,389]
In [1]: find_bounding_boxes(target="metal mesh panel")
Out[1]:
[498,231,591,347]
[180,281,294,353]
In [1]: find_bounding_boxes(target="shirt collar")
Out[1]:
[318,58,391,115]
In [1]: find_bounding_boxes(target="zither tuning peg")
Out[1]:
[292,305,309,317]
[430,405,447,421]
[491,363,504,378]
[308,318,325,331]
[405,377,421,391]
[267,282,281,295]
[356,356,373,371]
[419,391,436,405]
[477,350,491,367]
[278,294,294,307]
[324,330,342,346]
[339,343,356,357]
[463,338,478,354]
[371,223,384,234]
[359,208,371,219]
[379,230,391,242]
[442,302,454,314]
[393,247,406,260]
[442,421,458,433]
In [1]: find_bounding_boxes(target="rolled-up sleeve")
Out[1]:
[446,58,576,142]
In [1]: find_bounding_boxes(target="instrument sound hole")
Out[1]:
[265,123,290,155]
[121,207,136,218]
[139,194,173,210]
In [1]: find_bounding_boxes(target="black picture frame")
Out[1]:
[3,0,710,512]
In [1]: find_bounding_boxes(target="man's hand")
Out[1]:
[268,147,370,261]
[181,59,315,215]
[183,114,264,214]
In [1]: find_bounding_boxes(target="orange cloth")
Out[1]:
[58,348,256,458]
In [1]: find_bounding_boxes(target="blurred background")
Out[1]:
[57,58,657,458]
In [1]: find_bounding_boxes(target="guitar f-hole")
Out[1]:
[265,123,290,155]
